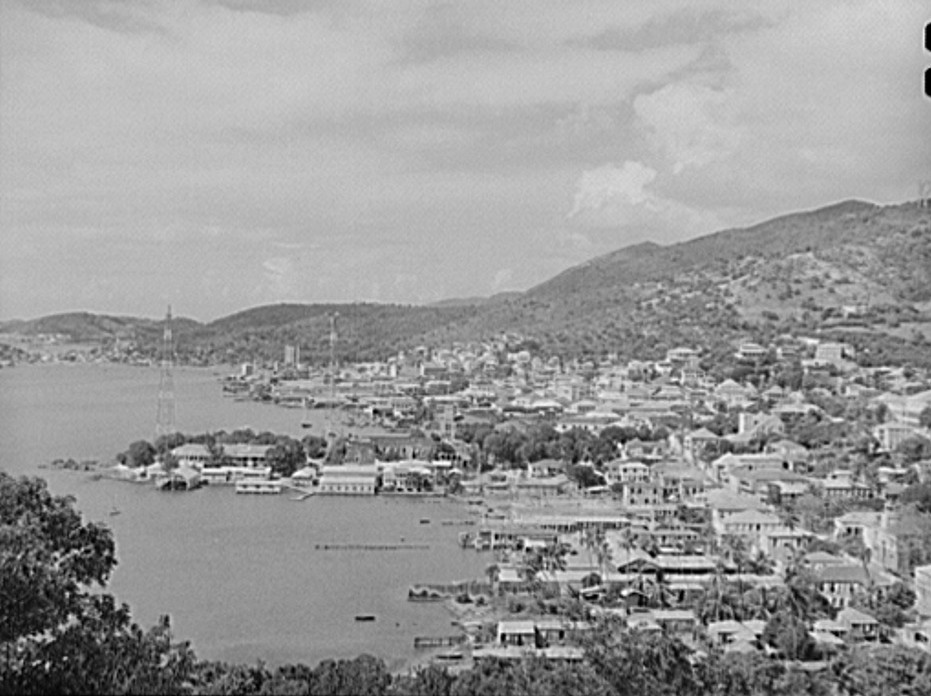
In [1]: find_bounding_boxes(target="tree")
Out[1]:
[721,534,750,596]
[0,473,195,694]
[831,645,931,696]
[265,437,305,478]
[762,610,815,660]
[920,406,931,430]
[695,563,741,624]
[126,439,156,468]
[852,582,916,629]
[582,622,702,696]
[899,483,931,513]
[155,432,188,456]
[897,436,931,464]
[302,435,328,460]
[390,664,455,696]
[1,474,116,644]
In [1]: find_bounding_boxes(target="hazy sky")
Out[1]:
[1,0,929,321]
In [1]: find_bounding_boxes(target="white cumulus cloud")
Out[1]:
[634,82,742,174]
[567,159,725,241]
[567,161,657,219]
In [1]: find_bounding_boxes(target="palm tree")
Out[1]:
[859,546,874,609]
[485,563,500,597]
[722,534,750,599]
[778,506,800,531]
[745,549,775,576]
[525,541,568,599]
[697,561,740,623]
[581,526,603,572]
[776,551,825,623]
[595,536,614,591]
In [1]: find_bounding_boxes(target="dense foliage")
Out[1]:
[3,202,930,368]
[5,472,931,695]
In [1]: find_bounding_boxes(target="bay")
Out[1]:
[0,363,487,669]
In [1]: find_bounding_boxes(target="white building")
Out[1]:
[317,464,378,495]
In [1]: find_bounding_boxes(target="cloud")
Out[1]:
[491,268,515,292]
[576,6,770,51]
[1,0,928,320]
[568,161,657,219]
[261,256,301,297]
[634,82,741,174]
[567,160,725,241]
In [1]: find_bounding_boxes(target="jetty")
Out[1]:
[314,543,430,551]
[408,580,491,601]
[413,635,467,649]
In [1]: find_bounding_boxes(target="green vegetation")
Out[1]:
[115,429,327,477]
[5,472,931,695]
[5,201,930,369]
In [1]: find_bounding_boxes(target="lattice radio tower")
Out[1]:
[155,305,177,439]
[327,311,340,439]
[919,180,931,208]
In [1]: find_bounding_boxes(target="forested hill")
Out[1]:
[4,199,930,366]
[418,199,931,363]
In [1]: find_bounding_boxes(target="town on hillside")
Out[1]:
[98,332,931,673]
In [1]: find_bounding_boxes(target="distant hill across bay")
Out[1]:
[3,199,930,367]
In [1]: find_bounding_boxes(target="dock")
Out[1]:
[315,543,430,551]
[413,635,467,650]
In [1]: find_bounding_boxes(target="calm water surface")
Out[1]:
[0,364,486,668]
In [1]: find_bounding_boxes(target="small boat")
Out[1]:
[354,615,376,622]
[419,518,430,524]
[109,507,121,517]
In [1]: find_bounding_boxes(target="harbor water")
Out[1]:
[0,363,487,669]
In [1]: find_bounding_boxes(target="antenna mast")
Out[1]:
[326,311,340,441]
[156,305,177,439]
[919,180,931,208]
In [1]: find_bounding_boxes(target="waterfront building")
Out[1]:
[200,465,273,485]
[235,479,282,494]
[171,442,270,469]
[317,464,378,495]
[153,463,202,491]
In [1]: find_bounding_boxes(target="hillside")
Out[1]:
[417,200,931,363]
[0,312,204,343]
[3,199,930,367]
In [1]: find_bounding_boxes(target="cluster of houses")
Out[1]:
[348,339,929,665]
[114,333,931,664]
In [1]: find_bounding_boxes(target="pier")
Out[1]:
[408,581,491,600]
[314,543,430,551]
[413,635,467,649]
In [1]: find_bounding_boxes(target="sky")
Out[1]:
[1,0,929,322]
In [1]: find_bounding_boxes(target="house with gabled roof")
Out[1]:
[765,439,810,467]
[718,509,783,548]
[727,464,809,502]
[708,488,767,534]
[683,427,722,463]
[715,379,754,408]
[815,563,896,609]
[836,607,881,642]
[866,508,931,576]
[706,620,758,647]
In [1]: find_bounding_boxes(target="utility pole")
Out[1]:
[919,180,931,208]
[155,305,177,439]
[326,311,340,444]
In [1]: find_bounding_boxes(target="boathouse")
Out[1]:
[317,464,378,495]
